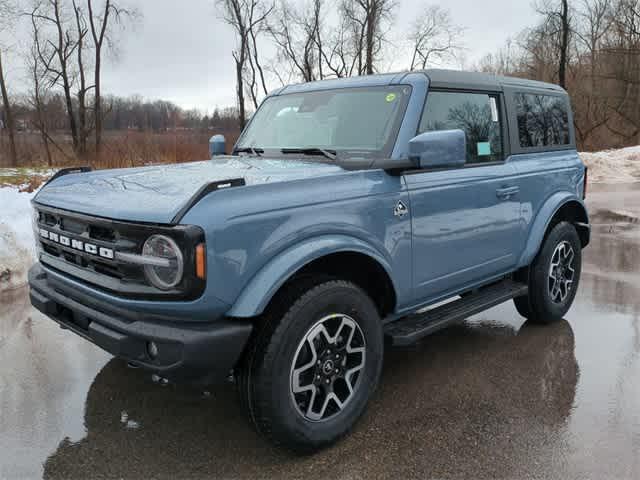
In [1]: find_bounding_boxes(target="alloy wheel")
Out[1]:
[290,314,366,422]
[548,241,575,304]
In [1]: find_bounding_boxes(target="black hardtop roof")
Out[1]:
[275,69,566,96]
[421,69,566,93]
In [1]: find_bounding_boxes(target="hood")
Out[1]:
[34,157,346,223]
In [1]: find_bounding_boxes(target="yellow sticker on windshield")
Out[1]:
[386,93,397,102]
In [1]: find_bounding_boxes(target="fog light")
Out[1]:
[147,341,159,359]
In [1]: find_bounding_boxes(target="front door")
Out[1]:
[405,89,523,303]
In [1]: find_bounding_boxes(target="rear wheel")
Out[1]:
[514,222,582,324]
[237,280,383,453]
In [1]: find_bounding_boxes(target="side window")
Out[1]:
[514,93,570,148]
[418,91,504,164]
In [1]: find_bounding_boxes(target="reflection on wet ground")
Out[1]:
[2,191,640,479]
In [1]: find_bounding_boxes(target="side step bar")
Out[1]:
[384,279,528,346]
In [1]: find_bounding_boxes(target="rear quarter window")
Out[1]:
[514,93,570,148]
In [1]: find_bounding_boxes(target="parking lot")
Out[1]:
[1,185,639,479]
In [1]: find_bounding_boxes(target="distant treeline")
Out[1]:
[0,94,241,133]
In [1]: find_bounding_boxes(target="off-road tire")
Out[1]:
[514,221,582,324]
[236,279,384,453]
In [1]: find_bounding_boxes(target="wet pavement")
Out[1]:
[1,185,640,479]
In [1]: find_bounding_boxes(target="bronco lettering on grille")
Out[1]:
[39,228,114,260]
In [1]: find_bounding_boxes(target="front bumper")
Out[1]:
[28,263,253,385]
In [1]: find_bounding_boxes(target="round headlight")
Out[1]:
[142,235,184,290]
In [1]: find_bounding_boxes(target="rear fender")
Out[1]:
[517,192,589,267]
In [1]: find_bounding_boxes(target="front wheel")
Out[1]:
[514,221,582,324]
[236,280,384,453]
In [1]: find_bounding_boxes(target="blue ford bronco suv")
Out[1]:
[29,70,589,452]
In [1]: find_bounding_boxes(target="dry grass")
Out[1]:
[0,169,53,190]
[0,129,240,171]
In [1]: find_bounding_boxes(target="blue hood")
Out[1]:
[34,157,346,223]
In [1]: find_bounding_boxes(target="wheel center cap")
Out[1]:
[322,359,335,375]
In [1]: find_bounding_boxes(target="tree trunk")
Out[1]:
[236,58,246,130]
[53,0,80,152]
[558,0,569,89]
[74,0,88,158]
[94,51,102,154]
[33,67,53,166]
[364,2,378,75]
[0,50,17,167]
[88,0,110,157]
[36,108,53,167]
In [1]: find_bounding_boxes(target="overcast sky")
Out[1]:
[4,0,536,113]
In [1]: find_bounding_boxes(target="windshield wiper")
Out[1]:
[234,146,264,156]
[281,147,337,161]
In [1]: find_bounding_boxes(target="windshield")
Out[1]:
[236,86,412,159]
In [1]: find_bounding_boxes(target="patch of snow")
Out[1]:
[0,168,57,178]
[580,146,640,183]
[0,186,37,292]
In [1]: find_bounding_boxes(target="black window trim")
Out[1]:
[405,87,510,175]
[504,85,576,155]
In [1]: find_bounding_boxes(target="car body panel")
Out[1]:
[182,169,413,313]
[517,191,588,268]
[508,150,587,267]
[404,161,523,301]
[33,158,346,223]
[227,234,398,318]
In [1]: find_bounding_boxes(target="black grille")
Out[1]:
[36,209,126,278]
[34,204,205,300]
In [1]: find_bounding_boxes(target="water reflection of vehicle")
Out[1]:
[43,319,578,479]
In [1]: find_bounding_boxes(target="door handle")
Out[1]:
[496,186,519,199]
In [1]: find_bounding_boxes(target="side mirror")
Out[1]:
[209,135,226,157]
[408,129,466,169]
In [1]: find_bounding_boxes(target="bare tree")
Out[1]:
[72,0,92,156]
[269,0,322,83]
[31,0,82,153]
[602,0,640,144]
[0,51,17,167]
[479,0,640,149]
[534,0,572,88]
[28,16,53,165]
[408,5,463,70]
[218,0,271,130]
[341,0,395,75]
[319,13,361,78]
[246,5,270,104]
[575,0,612,81]
[87,0,136,156]
[268,0,395,81]
[477,38,520,75]
[242,0,272,108]
[559,0,570,88]
[0,0,17,167]
[570,0,612,144]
